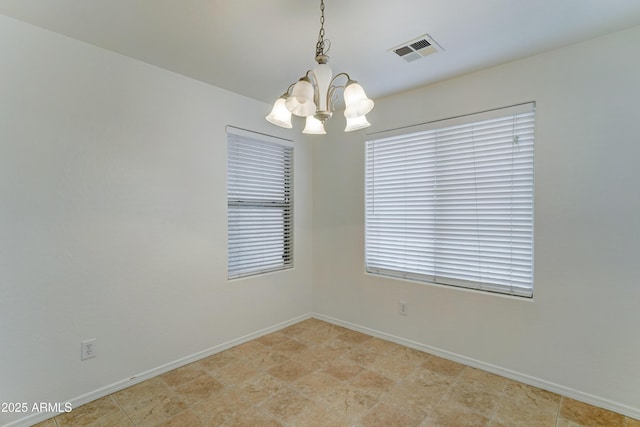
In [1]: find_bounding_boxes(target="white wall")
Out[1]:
[312,25,640,417]
[0,15,313,426]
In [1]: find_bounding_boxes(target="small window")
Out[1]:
[227,127,293,279]
[365,103,535,297]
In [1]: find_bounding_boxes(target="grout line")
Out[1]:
[555,396,564,427]
[109,394,135,427]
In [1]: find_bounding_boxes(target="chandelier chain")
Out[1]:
[316,0,326,58]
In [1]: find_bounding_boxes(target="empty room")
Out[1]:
[1,1,639,426]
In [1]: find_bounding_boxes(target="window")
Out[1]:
[227,127,293,279]
[365,103,535,297]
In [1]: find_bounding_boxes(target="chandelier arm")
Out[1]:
[329,72,352,88]
[284,82,297,95]
[327,85,339,112]
[303,69,322,111]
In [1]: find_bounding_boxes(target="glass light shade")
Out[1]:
[344,114,371,132]
[302,115,326,135]
[312,63,333,112]
[285,78,316,117]
[265,97,293,128]
[343,81,374,118]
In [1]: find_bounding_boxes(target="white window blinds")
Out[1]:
[227,127,293,279]
[365,103,535,297]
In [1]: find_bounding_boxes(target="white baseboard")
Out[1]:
[3,313,311,427]
[311,312,640,421]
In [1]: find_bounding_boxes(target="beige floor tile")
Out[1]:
[155,410,203,427]
[31,418,57,427]
[322,384,379,422]
[348,369,396,395]
[458,367,508,396]
[172,374,225,406]
[271,338,308,358]
[301,338,355,364]
[190,388,252,426]
[254,331,290,347]
[423,402,490,427]
[119,393,187,426]
[112,377,188,425]
[287,401,349,427]
[422,355,466,378]
[112,378,167,405]
[323,359,365,381]
[212,358,260,386]
[55,396,132,427]
[230,408,284,427]
[292,370,345,400]
[288,351,326,372]
[502,379,561,414]
[235,372,288,405]
[336,329,372,344]
[244,346,289,371]
[345,346,385,368]
[196,350,237,373]
[314,321,350,336]
[387,345,432,366]
[423,396,490,427]
[280,321,313,337]
[295,325,340,347]
[413,364,459,387]
[268,360,312,383]
[224,340,267,360]
[359,337,406,355]
[627,417,640,427]
[112,377,162,400]
[369,352,418,379]
[386,378,448,421]
[492,395,558,427]
[357,402,424,427]
[559,397,626,427]
[556,418,588,427]
[160,363,207,388]
[260,388,317,425]
[443,381,498,418]
[422,399,490,427]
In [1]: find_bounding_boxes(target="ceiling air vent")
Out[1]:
[391,33,442,63]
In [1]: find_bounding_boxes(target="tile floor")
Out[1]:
[33,318,639,427]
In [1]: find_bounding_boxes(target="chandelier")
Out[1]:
[265,0,374,135]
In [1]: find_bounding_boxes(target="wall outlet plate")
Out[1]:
[399,301,409,316]
[81,339,96,360]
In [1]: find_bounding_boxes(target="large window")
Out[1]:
[365,103,535,297]
[227,127,293,279]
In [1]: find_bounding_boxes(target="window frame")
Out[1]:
[226,126,294,279]
[364,103,535,298]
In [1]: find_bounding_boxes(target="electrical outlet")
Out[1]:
[399,301,409,316]
[81,339,96,360]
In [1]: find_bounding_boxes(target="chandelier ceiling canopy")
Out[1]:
[265,0,374,135]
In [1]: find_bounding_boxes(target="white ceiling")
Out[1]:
[2,0,640,104]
